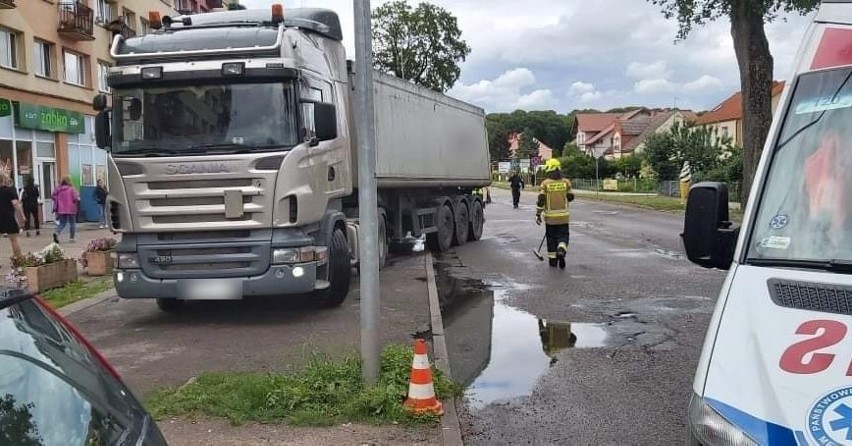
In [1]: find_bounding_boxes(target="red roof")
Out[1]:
[696,81,786,125]
[575,113,621,133]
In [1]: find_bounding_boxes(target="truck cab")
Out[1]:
[683,1,852,444]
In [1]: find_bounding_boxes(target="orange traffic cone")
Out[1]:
[403,339,444,415]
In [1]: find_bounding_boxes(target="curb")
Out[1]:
[59,287,118,317]
[425,252,464,446]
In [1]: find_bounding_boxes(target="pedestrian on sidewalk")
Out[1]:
[95,179,108,229]
[509,170,525,208]
[0,173,25,258]
[21,175,40,237]
[52,176,79,244]
[536,159,574,270]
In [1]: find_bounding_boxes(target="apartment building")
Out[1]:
[0,0,175,221]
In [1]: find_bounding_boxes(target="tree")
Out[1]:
[649,0,819,202]
[372,1,471,92]
[643,122,735,180]
[517,128,538,159]
[486,116,511,161]
[226,1,246,10]
[0,395,42,446]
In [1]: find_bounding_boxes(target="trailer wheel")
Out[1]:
[427,204,454,252]
[156,298,185,313]
[453,203,469,246]
[315,228,351,307]
[468,200,485,241]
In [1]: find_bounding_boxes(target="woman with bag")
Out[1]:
[52,176,79,244]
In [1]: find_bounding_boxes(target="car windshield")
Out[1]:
[0,300,141,446]
[747,67,852,264]
[112,81,299,156]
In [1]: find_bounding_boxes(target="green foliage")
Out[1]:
[42,277,113,309]
[648,0,818,40]
[517,128,538,159]
[643,122,736,181]
[612,155,643,178]
[558,144,596,179]
[0,394,42,446]
[486,111,574,160]
[372,1,471,92]
[226,2,246,10]
[147,344,461,426]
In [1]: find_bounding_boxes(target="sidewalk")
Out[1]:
[1,222,117,280]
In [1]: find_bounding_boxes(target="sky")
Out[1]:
[241,0,815,114]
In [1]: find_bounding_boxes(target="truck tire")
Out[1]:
[315,228,351,308]
[467,200,485,241]
[427,204,454,252]
[453,203,469,246]
[156,298,185,313]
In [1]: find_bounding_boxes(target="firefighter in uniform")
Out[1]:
[536,158,574,269]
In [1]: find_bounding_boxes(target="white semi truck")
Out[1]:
[92,6,491,311]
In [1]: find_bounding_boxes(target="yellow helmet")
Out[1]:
[544,158,562,173]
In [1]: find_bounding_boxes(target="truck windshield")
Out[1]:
[747,67,852,265]
[112,81,298,156]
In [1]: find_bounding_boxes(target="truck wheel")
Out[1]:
[156,298,185,313]
[315,228,351,308]
[427,204,454,252]
[467,200,485,241]
[453,203,469,246]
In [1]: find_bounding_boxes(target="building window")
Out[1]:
[94,0,116,24]
[97,62,110,93]
[64,51,86,86]
[34,40,54,78]
[123,8,137,31]
[139,18,149,35]
[0,28,19,70]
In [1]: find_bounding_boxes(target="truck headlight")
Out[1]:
[272,248,300,264]
[688,394,757,446]
[115,253,140,269]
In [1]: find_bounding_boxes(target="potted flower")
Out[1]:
[80,237,117,276]
[8,244,77,293]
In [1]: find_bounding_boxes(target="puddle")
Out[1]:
[436,261,609,410]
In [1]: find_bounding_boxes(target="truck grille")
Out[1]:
[768,279,852,316]
[138,230,270,279]
[133,177,267,228]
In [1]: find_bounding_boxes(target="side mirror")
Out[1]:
[92,93,109,111]
[95,111,111,149]
[682,182,739,270]
[314,102,337,142]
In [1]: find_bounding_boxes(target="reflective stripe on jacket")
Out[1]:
[537,178,572,225]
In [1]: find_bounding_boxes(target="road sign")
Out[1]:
[498,162,511,173]
[531,156,541,168]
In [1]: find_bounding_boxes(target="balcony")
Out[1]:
[0,0,16,10]
[58,2,95,41]
[106,18,137,39]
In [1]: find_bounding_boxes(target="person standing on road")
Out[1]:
[21,175,40,237]
[509,170,525,208]
[52,176,79,244]
[536,159,574,269]
[95,179,108,229]
[0,173,25,257]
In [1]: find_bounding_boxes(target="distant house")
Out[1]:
[508,132,554,160]
[573,109,697,159]
[696,81,786,146]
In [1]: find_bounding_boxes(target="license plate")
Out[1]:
[178,279,242,300]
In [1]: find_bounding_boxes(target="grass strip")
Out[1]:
[146,344,460,426]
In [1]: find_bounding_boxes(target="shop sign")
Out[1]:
[0,99,11,118]
[16,102,84,134]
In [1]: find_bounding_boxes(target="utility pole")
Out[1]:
[354,0,380,384]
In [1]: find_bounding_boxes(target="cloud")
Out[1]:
[682,75,724,93]
[238,0,815,112]
[626,61,669,80]
[450,68,554,111]
[570,81,595,94]
[634,78,677,95]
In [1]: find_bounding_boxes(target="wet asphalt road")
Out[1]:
[441,188,726,445]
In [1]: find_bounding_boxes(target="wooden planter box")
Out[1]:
[25,259,78,294]
[84,250,114,276]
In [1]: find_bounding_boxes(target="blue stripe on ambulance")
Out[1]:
[706,398,802,445]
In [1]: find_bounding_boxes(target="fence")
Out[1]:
[570,178,742,202]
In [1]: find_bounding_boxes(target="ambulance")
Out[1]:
[682,1,852,444]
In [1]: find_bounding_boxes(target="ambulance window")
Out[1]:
[747,67,852,264]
